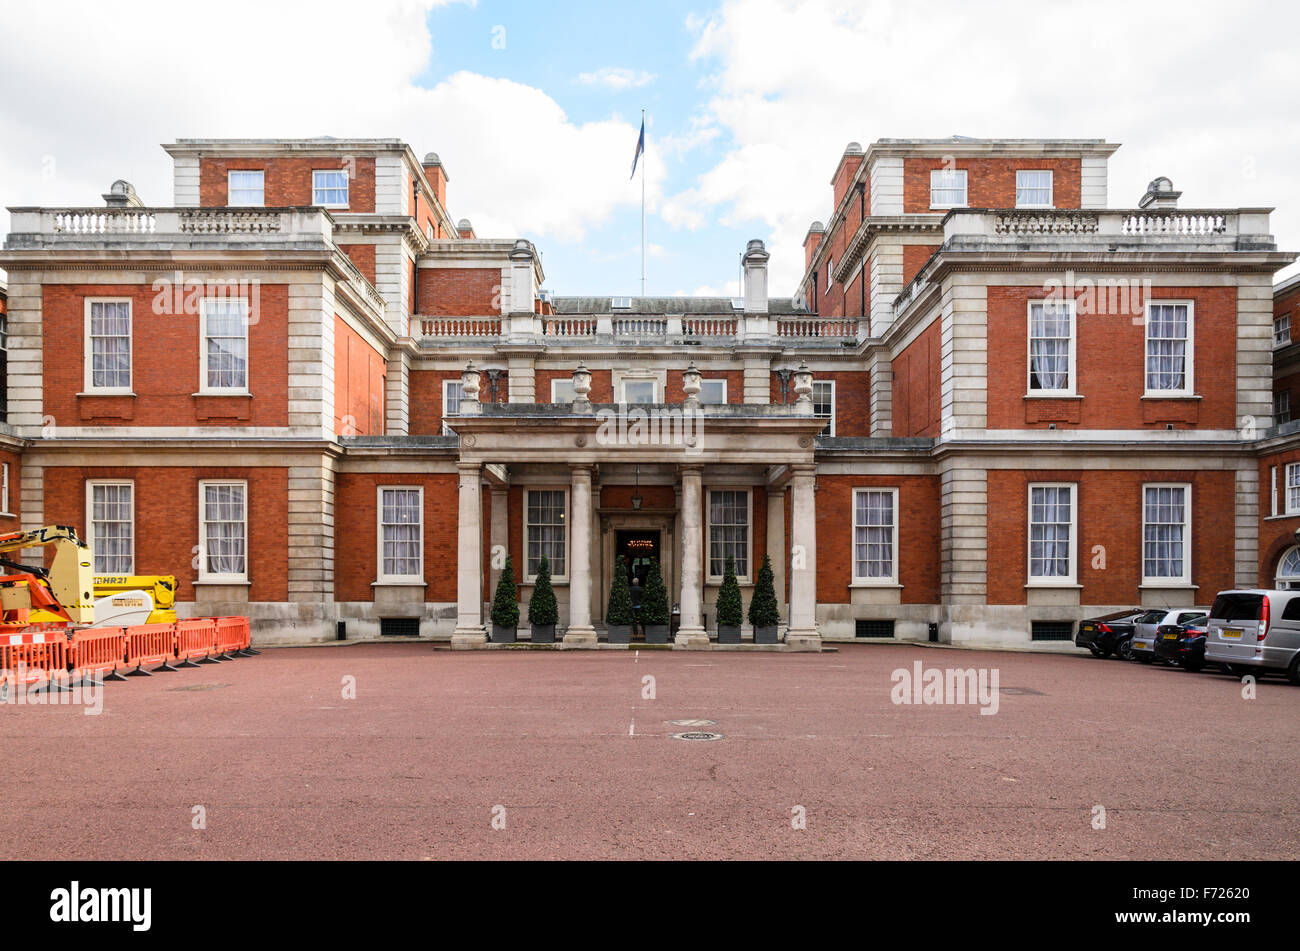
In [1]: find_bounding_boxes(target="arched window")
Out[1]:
[1276,547,1300,590]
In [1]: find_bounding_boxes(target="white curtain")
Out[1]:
[1146,304,1188,391]
[1029,486,1071,577]
[204,484,246,576]
[90,301,131,389]
[381,489,421,577]
[92,483,133,573]
[1143,486,1185,578]
[709,490,748,576]
[854,491,894,578]
[1029,302,1070,391]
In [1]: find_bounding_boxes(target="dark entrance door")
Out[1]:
[614,530,661,617]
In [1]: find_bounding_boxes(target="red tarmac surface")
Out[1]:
[1,643,1296,860]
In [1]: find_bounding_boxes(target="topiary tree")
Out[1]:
[607,555,635,625]
[715,555,744,628]
[748,554,780,629]
[490,554,520,629]
[640,558,670,626]
[528,554,559,626]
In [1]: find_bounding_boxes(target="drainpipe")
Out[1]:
[411,179,420,316]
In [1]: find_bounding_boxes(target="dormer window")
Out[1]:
[611,297,632,311]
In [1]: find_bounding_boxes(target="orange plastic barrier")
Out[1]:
[124,623,178,675]
[213,617,253,658]
[69,627,128,682]
[174,618,218,666]
[0,629,72,692]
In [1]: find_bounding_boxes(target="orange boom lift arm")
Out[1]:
[0,526,95,631]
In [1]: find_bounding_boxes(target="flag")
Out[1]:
[630,118,645,180]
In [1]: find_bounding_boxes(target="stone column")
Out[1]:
[563,465,598,647]
[451,462,487,649]
[675,465,709,648]
[766,487,787,625]
[489,486,508,599]
[785,465,821,651]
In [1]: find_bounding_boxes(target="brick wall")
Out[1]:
[892,319,942,437]
[199,156,376,211]
[664,369,744,404]
[333,316,386,436]
[334,472,459,602]
[338,244,377,284]
[987,285,1237,430]
[902,244,940,287]
[535,368,613,403]
[768,370,868,436]
[408,368,507,435]
[1258,448,1300,582]
[417,267,501,316]
[985,468,1235,606]
[42,284,289,427]
[814,473,940,604]
[902,157,1081,213]
[42,465,289,602]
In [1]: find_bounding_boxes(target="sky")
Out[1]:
[0,0,1297,298]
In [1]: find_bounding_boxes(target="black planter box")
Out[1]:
[531,624,556,644]
[717,625,742,644]
[607,624,632,644]
[491,623,518,643]
[643,624,670,644]
[753,625,778,645]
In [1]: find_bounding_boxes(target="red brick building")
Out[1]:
[0,136,1294,649]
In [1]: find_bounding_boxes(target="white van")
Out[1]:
[1203,590,1300,684]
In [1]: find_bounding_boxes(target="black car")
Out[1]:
[1076,610,1145,659]
[1154,619,1211,672]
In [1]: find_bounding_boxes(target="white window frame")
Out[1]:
[376,485,424,583]
[929,168,967,209]
[525,487,569,583]
[197,479,248,583]
[699,378,727,405]
[550,378,576,404]
[442,379,464,435]
[812,380,835,436]
[1026,298,1076,397]
[1143,300,1195,397]
[1286,464,1300,516]
[311,169,350,209]
[199,297,251,395]
[85,479,135,575]
[1015,170,1054,209]
[619,377,659,404]
[705,487,752,583]
[826,257,834,294]
[1275,391,1291,426]
[1,463,9,516]
[1275,546,1300,590]
[851,487,899,586]
[83,298,133,394]
[1274,313,1291,348]
[1026,482,1077,585]
[227,170,264,208]
[1141,482,1192,587]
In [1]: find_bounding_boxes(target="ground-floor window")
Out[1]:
[526,489,566,579]
[378,486,423,581]
[707,489,750,579]
[1276,546,1300,590]
[199,480,247,580]
[87,480,134,574]
[1028,483,1075,583]
[1142,483,1190,585]
[852,487,897,583]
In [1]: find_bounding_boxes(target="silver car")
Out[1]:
[1129,608,1208,663]
[1204,590,1300,684]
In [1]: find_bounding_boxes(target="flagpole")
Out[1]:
[640,108,646,297]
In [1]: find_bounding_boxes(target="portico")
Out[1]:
[446,369,826,651]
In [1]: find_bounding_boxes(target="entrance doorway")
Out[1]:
[615,530,661,613]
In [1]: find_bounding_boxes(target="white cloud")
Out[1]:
[674,0,1300,292]
[0,0,660,258]
[575,68,657,90]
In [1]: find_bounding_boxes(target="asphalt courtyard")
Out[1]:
[1,642,1296,860]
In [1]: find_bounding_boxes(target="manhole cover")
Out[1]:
[672,731,724,741]
[998,687,1044,696]
[669,719,718,727]
[167,683,230,692]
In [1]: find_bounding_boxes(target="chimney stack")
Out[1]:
[457,218,476,240]
[742,239,769,314]
[422,152,449,208]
